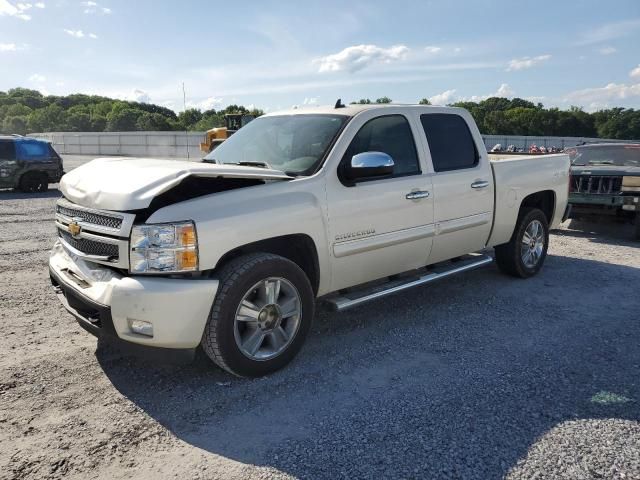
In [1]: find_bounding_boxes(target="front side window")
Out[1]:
[0,141,16,160]
[342,115,421,177]
[420,114,478,172]
[16,141,49,159]
[203,114,348,176]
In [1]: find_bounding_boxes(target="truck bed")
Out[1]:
[487,153,570,247]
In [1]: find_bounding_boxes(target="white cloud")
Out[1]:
[34,1,44,7]
[597,46,617,55]
[426,84,514,105]
[315,44,409,73]
[575,19,640,46]
[199,96,223,110]
[82,1,110,14]
[303,97,318,105]
[28,73,46,82]
[0,42,17,51]
[64,28,98,39]
[495,83,515,97]
[469,83,515,102]
[564,82,640,110]
[0,0,32,20]
[506,54,551,71]
[126,89,151,103]
[64,29,84,38]
[630,64,640,79]
[424,46,442,54]
[429,89,457,105]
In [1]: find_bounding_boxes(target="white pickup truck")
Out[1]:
[50,104,570,377]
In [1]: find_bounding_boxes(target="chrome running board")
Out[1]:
[324,253,493,312]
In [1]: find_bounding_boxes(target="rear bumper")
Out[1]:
[49,240,219,360]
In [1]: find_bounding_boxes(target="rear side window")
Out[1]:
[343,115,420,176]
[420,114,478,172]
[16,141,49,159]
[0,141,16,160]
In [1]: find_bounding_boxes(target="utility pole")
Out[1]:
[182,82,190,160]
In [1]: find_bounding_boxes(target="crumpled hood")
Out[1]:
[60,157,292,211]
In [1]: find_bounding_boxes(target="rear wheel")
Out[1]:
[201,253,314,377]
[495,208,549,278]
[19,172,48,193]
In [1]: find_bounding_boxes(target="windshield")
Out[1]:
[203,114,348,175]
[567,144,640,167]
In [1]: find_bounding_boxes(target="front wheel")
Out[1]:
[495,208,549,278]
[201,253,314,377]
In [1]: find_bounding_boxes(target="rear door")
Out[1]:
[325,111,434,291]
[418,112,494,264]
[16,140,61,178]
[0,140,18,187]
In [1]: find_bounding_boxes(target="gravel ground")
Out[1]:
[1,155,639,479]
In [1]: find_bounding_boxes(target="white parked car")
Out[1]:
[50,104,571,377]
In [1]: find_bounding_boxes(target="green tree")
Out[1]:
[67,112,92,131]
[2,116,28,135]
[418,98,431,105]
[375,96,392,104]
[178,108,203,130]
[106,108,141,131]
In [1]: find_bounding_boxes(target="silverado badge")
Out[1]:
[68,221,82,238]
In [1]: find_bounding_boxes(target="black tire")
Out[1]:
[495,208,549,278]
[634,212,640,241]
[201,253,314,377]
[37,173,49,192]
[19,172,40,193]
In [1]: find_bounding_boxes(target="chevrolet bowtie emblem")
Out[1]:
[68,221,82,238]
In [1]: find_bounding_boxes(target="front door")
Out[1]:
[325,113,434,292]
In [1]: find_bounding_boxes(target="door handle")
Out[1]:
[471,180,489,189]
[406,190,430,200]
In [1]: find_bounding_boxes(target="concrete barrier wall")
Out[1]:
[481,135,638,150]
[29,131,206,158]
[29,131,640,158]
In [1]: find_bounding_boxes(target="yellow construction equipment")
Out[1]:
[199,114,256,153]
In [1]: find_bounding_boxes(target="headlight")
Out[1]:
[130,221,198,274]
[622,176,640,192]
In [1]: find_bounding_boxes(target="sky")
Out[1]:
[1,0,640,113]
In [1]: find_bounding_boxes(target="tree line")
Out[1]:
[0,88,263,135]
[1,88,639,140]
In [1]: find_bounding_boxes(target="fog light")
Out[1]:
[128,319,154,337]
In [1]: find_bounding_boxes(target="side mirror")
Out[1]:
[346,152,394,182]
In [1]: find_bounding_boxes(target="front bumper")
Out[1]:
[568,192,625,207]
[49,241,219,359]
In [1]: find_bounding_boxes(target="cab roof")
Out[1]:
[262,103,458,117]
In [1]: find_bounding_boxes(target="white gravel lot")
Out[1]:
[0,155,639,480]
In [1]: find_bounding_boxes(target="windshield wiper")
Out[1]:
[235,160,272,169]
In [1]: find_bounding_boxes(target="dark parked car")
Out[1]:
[568,143,640,239]
[0,135,64,192]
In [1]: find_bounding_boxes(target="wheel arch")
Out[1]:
[213,234,321,295]
[519,190,556,223]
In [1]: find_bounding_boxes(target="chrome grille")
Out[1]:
[56,204,123,229]
[58,230,119,259]
[571,175,622,194]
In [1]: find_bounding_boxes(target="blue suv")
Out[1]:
[0,136,64,192]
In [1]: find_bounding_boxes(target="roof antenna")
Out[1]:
[334,98,345,109]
